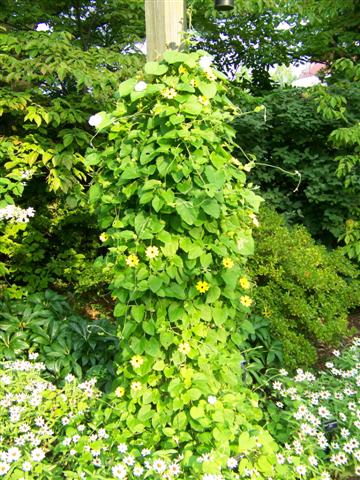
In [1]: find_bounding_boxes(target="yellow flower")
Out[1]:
[223,257,234,269]
[178,342,191,355]
[179,65,187,75]
[196,280,210,293]
[162,87,177,99]
[240,295,253,307]
[190,79,198,88]
[125,254,139,267]
[99,233,108,242]
[198,95,210,106]
[204,68,216,81]
[130,355,144,369]
[145,245,159,259]
[131,381,142,391]
[239,277,251,289]
[115,386,125,398]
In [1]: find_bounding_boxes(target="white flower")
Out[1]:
[133,465,144,476]
[88,113,104,127]
[31,448,45,462]
[123,455,135,466]
[7,447,21,462]
[22,462,32,472]
[152,459,167,473]
[0,462,10,475]
[28,352,39,360]
[141,448,151,456]
[199,56,213,70]
[134,81,147,92]
[65,374,76,383]
[36,23,50,32]
[207,395,217,405]
[227,457,238,469]
[295,465,307,476]
[168,463,181,475]
[118,443,128,453]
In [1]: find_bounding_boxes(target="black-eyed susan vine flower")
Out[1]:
[240,295,253,307]
[145,246,159,259]
[162,87,177,99]
[178,342,191,355]
[99,233,108,242]
[195,280,210,294]
[115,386,125,398]
[125,254,139,267]
[131,381,142,392]
[223,257,234,269]
[239,276,251,289]
[198,95,209,106]
[130,355,144,369]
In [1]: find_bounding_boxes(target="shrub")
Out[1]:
[0,290,119,386]
[267,337,360,479]
[248,208,360,368]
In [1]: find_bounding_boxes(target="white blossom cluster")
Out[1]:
[0,204,35,223]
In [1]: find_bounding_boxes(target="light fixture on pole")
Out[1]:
[214,0,234,11]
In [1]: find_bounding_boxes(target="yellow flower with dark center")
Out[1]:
[162,87,177,99]
[239,277,251,289]
[190,79,198,88]
[178,342,191,355]
[130,355,144,369]
[145,246,159,259]
[131,381,142,391]
[223,258,234,269]
[115,386,125,398]
[198,95,210,106]
[240,295,253,307]
[125,254,139,267]
[179,65,187,75]
[196,280,210,293]
[99,233,108,242]
[204,68,216,81]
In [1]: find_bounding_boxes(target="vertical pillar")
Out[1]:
[145,0,186,61]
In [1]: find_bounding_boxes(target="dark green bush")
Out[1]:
[248,208,360,368]
[0,289,119,386]
[233,87,360,246]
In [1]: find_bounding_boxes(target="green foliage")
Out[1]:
[247,208,360,369]
[0,19,143,293]
[234,87,360,245]
[87,50,266,461]
[0,290,119,385]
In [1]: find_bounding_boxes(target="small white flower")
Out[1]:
[7,447,21,462]
[134,81,147,92]
[88,113,104,127]
[141,448,151,456]
[207,395,217,405]
[36,23,50,32]
[30,448,45,462]
[65,374,76,383]
[133,465,144,476]
[152,459,167,473]
[118,443,128,453]
[227,457,238,469]
[22,461,32,472]
[199,56,213,70]
[0,462,10,475]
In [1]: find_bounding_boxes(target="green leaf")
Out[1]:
[89,184,102,203]
[181,100,202,116]
[206,286,221,303]
[190,405,204,419]
[202,199,220,218]
[144,61,168,76]
[163,51,188,64]
[237,231,254,256]
[131,305,145,323]
[198,81,217,99]
[148,275,163,293]
[118,78,137,97]
[145,337,160,356]
[176,201,197,225]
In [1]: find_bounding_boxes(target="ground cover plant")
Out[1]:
[0,337,358,479]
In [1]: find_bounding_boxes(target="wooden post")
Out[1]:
[145,0,186,61]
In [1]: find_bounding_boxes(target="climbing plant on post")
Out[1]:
[87,51,282,477]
